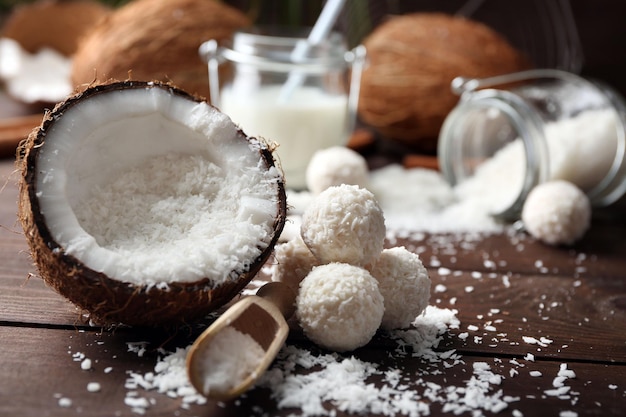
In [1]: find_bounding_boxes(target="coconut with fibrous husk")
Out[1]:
[17,80,286,327]
[1,0,112,56]
[70,0,250,100]
[358,12,531,152]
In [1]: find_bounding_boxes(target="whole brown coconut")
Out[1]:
[71,0,250,100]
[1,0,112,56]
[17,80,286,327]
[358,13,531,152]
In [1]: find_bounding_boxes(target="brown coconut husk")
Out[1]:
[1,0,112,56]
[358,12,531,152]
[70,0,251,101]
[17,80,287,327]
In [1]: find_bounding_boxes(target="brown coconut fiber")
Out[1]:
[358,12,531,152]
[70,0,251,101]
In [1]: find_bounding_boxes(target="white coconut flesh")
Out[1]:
[34,84,283,288]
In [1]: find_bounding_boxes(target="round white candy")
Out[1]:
[521,180,591,246]
[296,263,384,352]
[301,184,386,267]
[271,237,319,292]
[368,247,431,330]
[305,146,369,195]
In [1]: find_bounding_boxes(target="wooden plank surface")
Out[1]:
[1,154,625,416]
[0,326,624,417]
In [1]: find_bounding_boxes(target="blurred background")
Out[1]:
[1,0,625,92]
[1,0,625,158]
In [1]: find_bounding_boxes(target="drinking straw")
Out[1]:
[279,0,347,102]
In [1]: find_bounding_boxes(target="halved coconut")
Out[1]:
[17,81,286,326]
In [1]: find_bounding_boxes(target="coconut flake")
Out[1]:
[57,397,72,408]
[87,382,101,392]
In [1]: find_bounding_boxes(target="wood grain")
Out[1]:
[1,153,625,416]
[0,326,624,417]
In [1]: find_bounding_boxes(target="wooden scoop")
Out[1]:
[186,281,296,401]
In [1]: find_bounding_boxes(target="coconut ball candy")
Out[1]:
[301,184,386,267]
[296,262,385,352]
[305,146,369,195]
[521,180,591,246]
[368,246,431,330]
[271,236,319,292]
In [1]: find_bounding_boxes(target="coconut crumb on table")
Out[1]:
[86,382,101,393]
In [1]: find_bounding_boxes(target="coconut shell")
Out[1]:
[358,12,531,152]
[17,80,287,327]
[1,0,112,56]
[70,0,250,101]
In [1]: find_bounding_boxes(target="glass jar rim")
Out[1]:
[214,26,352,72]
[438,89,549,221]
[440,71,626,217]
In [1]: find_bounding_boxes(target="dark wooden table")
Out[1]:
[1,148,625,416]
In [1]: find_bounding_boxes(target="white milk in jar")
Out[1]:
[200,27,366,190]
[220,85,349,189]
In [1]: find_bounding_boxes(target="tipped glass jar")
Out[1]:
[200,27,366,190]
[438,69,626,221]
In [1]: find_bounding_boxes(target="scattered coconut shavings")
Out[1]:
[124,346,206,414]
[127,342,149,357]
[257,306,525,417]
[80,358,92,370]
[60,303,609,417]
[542,364,578,402]
[259,307,461,416]
[522,336,554,348]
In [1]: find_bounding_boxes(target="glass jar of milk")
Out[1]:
[438,69,626,221]
[199,27,366,190]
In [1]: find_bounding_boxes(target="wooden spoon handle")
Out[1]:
[256,282,296,319]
